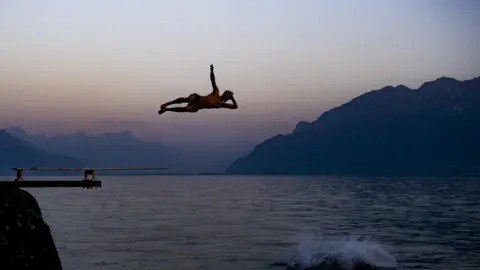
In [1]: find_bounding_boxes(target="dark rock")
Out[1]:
[0,186,63,270]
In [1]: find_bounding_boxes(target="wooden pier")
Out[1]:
[0,167,167,188]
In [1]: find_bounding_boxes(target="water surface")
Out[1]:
[12,175,480,269]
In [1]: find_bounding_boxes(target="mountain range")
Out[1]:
[0,130,83,174]
[3,128,194,174]
[226,76,480,176]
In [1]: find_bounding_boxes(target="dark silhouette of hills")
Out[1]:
[5,128,193,173]
[0,130,83,173]
[227,76,480,176]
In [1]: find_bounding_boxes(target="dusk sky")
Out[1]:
[1,0,479,151]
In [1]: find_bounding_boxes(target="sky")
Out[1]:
[1,0,479,152]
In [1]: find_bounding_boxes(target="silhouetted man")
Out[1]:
[158,64,238,115]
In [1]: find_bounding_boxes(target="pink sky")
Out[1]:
[1,0,479,149]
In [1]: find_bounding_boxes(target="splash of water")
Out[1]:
[288,234,398,269]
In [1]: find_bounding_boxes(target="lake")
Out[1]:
[12,175,480,270]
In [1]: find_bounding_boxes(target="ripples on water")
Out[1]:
[12,176,480,269]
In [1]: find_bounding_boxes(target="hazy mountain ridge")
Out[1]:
[227,76,480,176]
[0,130,83,173]
[4,127,197,173]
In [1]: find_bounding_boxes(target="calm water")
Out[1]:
[11,176,480,269]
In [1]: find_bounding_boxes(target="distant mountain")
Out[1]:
[0,130,83,174]
[227,76,480,176]
[5,128,194,173]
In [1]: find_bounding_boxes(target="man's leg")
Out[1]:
[160,97,189,110]
[166,106,196,112]
[158,105,197,115]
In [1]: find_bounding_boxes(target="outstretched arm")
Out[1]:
[210,64,219,95]
[220,96,238,109]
